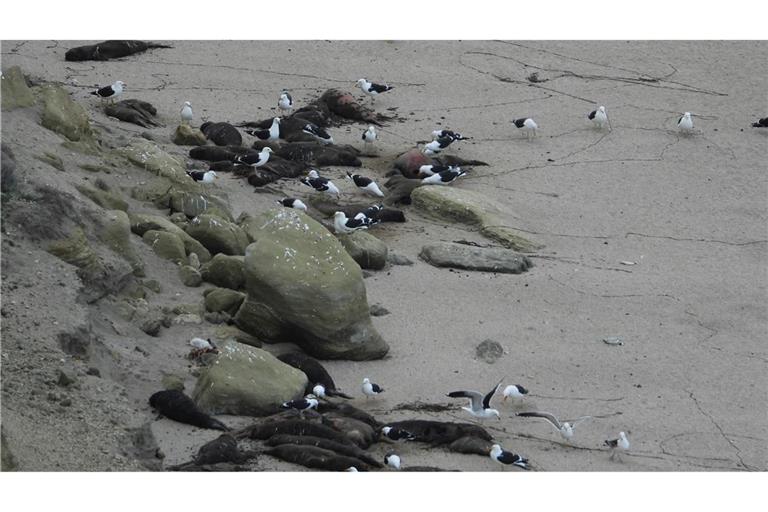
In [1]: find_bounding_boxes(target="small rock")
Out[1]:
[47,392,59,402]
[60,398,72,407]
[86,367,101,377]
[172,314,203,325]
[204,311,231,324]
[178,265,203,287]
[57,369,77,387]
[142,279,163,294]
[161,374,185,392]
[140,318,163,337]
[475,339,504,364]
[387,252,414,266]
[369,304,391,317]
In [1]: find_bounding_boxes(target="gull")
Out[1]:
[502,384,529,402]
[281,394,319,418]
[381,426,416,442]
[418,164,456,177]
[512,117,538,138]
[303,123,334,145]
[432,129,469,141]
[362,377,384,399]
[276,198,307,211]
[91,80,125,103]
[516,411,592,441]
[301,169,340,197]
[421,168,467,186]
[751,117,768,128]
[677,112,694,133]
[356,78,394,101]
[423,136,454,155]
[604,431,630,461]
[234,147,273,168]
[588,106,609,130]
[186,170,218,183]
[384,453,401,470]
[346,171,384,197]
[312,384,327,398]
[278,90,293,116]
[245,117,281,142]
[447,379,503,420]
[189,337,215,350]
[180,101,193,125]
[333,212,374,234]
[489,444,529,470]
[362,125,377,145]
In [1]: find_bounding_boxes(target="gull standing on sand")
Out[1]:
[301,169,340,197]
[588,106,609,129]
[180,101,193,125]
[278,90,293,115]
[357,78,394,101]
[605,431,630,461]
[447,379,503,420]
[489,444,529,470]
[234,147,273,168]
[677,112,694,133]
[751,117,768,128]
[516,411,592,441]
[91,80,125,103]
[346,171,384,197]
[362,125,377,146]
[245,117,281,142]
[362,377,384,399]
[502,384,529,402]
[512,117,538,138]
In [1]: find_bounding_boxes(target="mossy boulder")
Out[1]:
[100,210,143,275]
[47,228,100,272]
[1,66,36,110]
[419,242,533,274]
[411,186,540,252]
[39,84,92,141]
[186,214,249,256]
[76,184,129,212]
[178,265,202,287]
[199,253,245,290]
[142,230,186,263]
[235,208,389,360]
[192,340,307,416]
[172,124,207,146]
[204,287,246,315]
[170,191,232,221]
[118,140,189,185]
[337,231,388,270]
[129,212,211,263]
[213,324,262,348]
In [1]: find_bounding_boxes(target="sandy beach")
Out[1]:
[1,40,766,473]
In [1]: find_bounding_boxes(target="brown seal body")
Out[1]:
[149,390,229,431]
[65,40,172,61]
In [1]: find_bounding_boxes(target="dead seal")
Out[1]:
[274,142,362,167]
[383,420,492,445]
[189,145,251,162]
[245,419,355,446]
[265,444,369,471]
[200,122,243,147]
[104,99,161,128]
[168,433,257,470]
[149,389,229,431]
[276,352,353,399]
[265,434,382,468]
[322,415,376,449]
[65,40,172,61]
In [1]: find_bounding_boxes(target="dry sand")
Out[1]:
[1,40,766,472]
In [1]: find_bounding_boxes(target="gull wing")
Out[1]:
[517,411,563,430]
[447,390,483,411]
[482,379,504,409]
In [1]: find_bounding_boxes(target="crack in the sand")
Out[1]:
[625,232,768,247]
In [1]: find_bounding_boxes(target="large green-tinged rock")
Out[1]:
[204,287,246,314]
[214,324,262,348]
[178,265,202,287]
[130,176,177,204]
[128,212,211,263]
[170,191,232,221]
[172,124,207,146]
[76,184,129,211]
[100,210,143,275]
[411,186,540,252]
[419,242,533,274]
[142,230,186,263]
[199,253,245,290]
[235,208,389,360]
[39,84,92,141]
[117,140,188,184]
[186,214,249,256]
[47,228,100,272]
[1,66,35,110]
[337,231,388,270]
[192,340,307,416]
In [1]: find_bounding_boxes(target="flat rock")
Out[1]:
[419,242,532,274]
